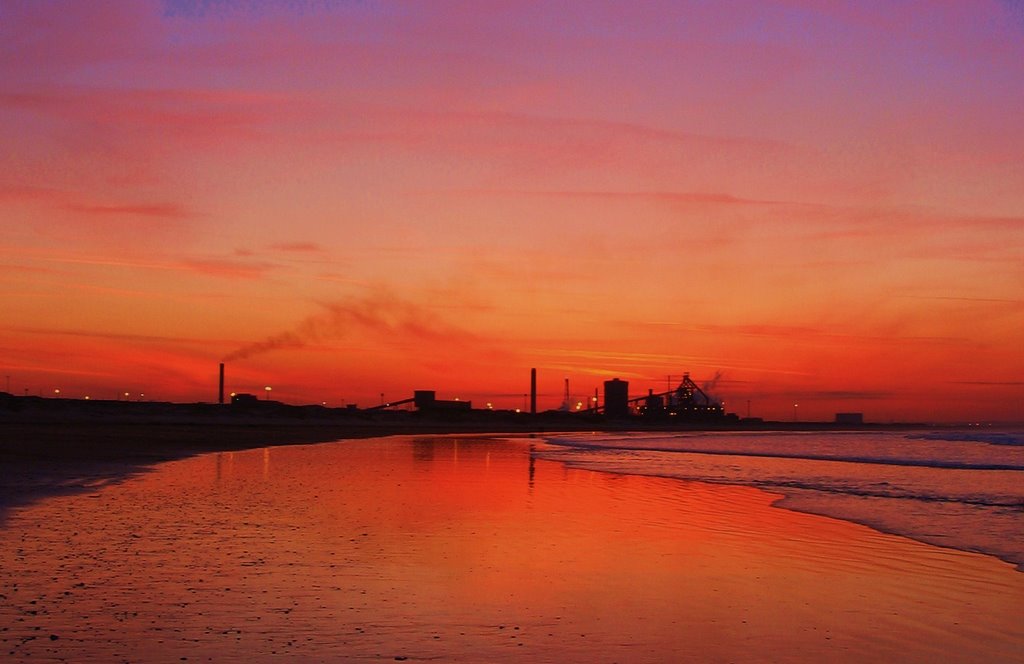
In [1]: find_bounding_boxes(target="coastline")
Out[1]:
[1,433,1020,662]
[5,417,1019,567]
[0,402,945,519]
[537,430,1024,573]
[0,410,1000,523]
[0,420,485,519]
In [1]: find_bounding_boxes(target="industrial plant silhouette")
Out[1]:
[3,362,885,429]
[2,363,766,432]
[216,362,733,423]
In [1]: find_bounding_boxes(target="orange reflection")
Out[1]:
[0,436,1020,662]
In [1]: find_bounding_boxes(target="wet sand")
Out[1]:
[0,421,493,520]
[0,435,1021,663]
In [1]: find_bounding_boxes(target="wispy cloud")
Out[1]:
[898,295,1024,306]
[447,188,792,207]
[663,323,973,347]
[798,390,896,401]
[0,88,280,141]
[178,258,277,280]
[2,247,279,281]
[163,0,357,19]
[8,326,217,347]
[64,202,192,218]
[951,381,1024,386]
[530,348,812,377]
[1,185,193,220]
[268,242,324,253]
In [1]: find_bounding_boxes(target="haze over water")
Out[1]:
[1,435,1021,662]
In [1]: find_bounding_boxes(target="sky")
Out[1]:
[1,0,1022,422]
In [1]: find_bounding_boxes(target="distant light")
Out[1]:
[84,396,90,400]
[515,408,521,413]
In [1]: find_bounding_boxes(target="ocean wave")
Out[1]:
[908,431,1024,446]
[544,436,1024,472]
[534,432,1024,570]
[734,477,1023,508]
[537,448,1023,509]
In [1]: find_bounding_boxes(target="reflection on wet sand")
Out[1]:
[0,435,1021,663]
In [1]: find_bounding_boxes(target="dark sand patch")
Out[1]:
[0,421,448,519]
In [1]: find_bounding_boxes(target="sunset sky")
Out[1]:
[2,0,1022,422]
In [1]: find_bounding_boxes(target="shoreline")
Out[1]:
[0,420,473,518]
[0,415,943,513]
[4,419,1019,573]
[1,433,1020,662]
[537,432,1024,574]
[0,415,997,494]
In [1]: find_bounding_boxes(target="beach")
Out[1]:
[0,419,539,519]
[0,430,1021,662]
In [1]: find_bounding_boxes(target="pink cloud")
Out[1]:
[268,242,323,253]
[1,246,279,281]
[174,258,279,280]
[449,188,789,207]
[0,88,285,145]
[0,2,162,80]
[64,202,191,218]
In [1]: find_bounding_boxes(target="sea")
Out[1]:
[1,431,1022,662]
[536,428,1024,571]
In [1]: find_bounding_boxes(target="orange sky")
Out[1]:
[1,1,1022,422]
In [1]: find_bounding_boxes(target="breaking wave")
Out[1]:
[537,430,1024,571]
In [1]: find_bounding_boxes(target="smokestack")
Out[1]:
[530,368,537,415]
[218,363,225,404]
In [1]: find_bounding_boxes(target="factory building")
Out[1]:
[644,389,664,415]
[633,373,727,421]
[413,390,471,411]
[604,378,630,418]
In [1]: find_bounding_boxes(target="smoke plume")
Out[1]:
[221,290,474,362]
[702,370,724,394]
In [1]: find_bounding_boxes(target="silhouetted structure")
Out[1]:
[231,393,259,405]
[604,378,629,418]
[644,388,664,416]
[530,368,537,415]
[174,361,728,421]
[835,412,864,424]
[365,395,415,410]
[408,390,471,411]
[633,373,726,420]
[414,390,436,409]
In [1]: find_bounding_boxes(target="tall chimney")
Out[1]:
[218,363,225,404]
[530,368,537,415]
